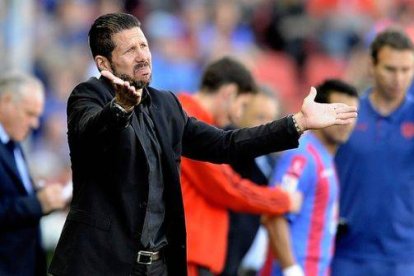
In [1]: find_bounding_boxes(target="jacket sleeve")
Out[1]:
[181,157,291,214]
[67,78,131,148]
[0,194,43,228]
[182,116,299,164]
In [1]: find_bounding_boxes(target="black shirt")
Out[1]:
[114,88,167,251]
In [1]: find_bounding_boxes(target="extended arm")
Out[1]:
[181,87,357,165]
[182,116,300,164]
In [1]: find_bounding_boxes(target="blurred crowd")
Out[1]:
[1,0,414,261]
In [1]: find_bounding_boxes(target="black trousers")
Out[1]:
[131,258,168,276]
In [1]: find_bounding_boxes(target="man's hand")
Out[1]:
[36,184,69,214]
[101,70,142,112]
[287,191,303,213]
[283,264,305,276]
[294,87,358,131]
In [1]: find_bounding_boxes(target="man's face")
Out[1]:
[0,86,44,141]
[228,93,252,127]
[109,27,152,89]
[214,84,252,127]
[372,46,414,101]
[320,92,359,145]
[237,94,279,128]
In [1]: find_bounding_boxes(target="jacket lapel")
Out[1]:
[130,111,148,157]
[0,143,28,194]
[127,87,179,184]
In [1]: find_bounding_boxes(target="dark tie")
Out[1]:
[5,140,34,193]
[4,140,18,174]
[5,140,16,155]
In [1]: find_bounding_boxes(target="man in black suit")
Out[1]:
[49,12,357,276]
[0,72,69,275]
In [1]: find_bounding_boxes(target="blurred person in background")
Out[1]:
[178,58,304,276]
[197,0,256,61]
[260,79,359,276]
[0,72,69,276]
[145,10,201,93]
[332,29,414,276]
[28,111,73,254]
[220,86,283,276]
[48,12,357,276]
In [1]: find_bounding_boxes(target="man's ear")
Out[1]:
[0,92,13,104]
[0,92,14,115]
[95,55,112,72]
[368,58,375,78]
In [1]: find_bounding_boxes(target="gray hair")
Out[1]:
[0,72,44,101]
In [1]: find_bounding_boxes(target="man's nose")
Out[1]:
[30,117,40,129]
[395,70,407,86]
[134,48,150,62]
[134,49,145,60]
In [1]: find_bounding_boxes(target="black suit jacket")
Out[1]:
[0,141,46,276]
[49,77,299,276]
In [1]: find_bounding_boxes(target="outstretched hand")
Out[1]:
[101,70,142,111]
[295,87,358,131]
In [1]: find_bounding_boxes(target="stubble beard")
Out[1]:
[110,63,151,90]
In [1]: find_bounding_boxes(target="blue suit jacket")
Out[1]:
[0,141,46,276]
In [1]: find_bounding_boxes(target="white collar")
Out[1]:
[0,123,11,144]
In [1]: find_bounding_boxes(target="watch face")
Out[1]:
[114,106,123,117]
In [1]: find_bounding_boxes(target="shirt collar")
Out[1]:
[0,123,10,144]
[141,87,151,106]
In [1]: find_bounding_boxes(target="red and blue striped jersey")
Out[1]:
[265,132,339,276]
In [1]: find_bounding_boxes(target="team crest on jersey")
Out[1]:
[281,156,306,192]
[401,122,414,139]
[288,156,306,176]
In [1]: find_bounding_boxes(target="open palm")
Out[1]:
[299,87,358,130]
